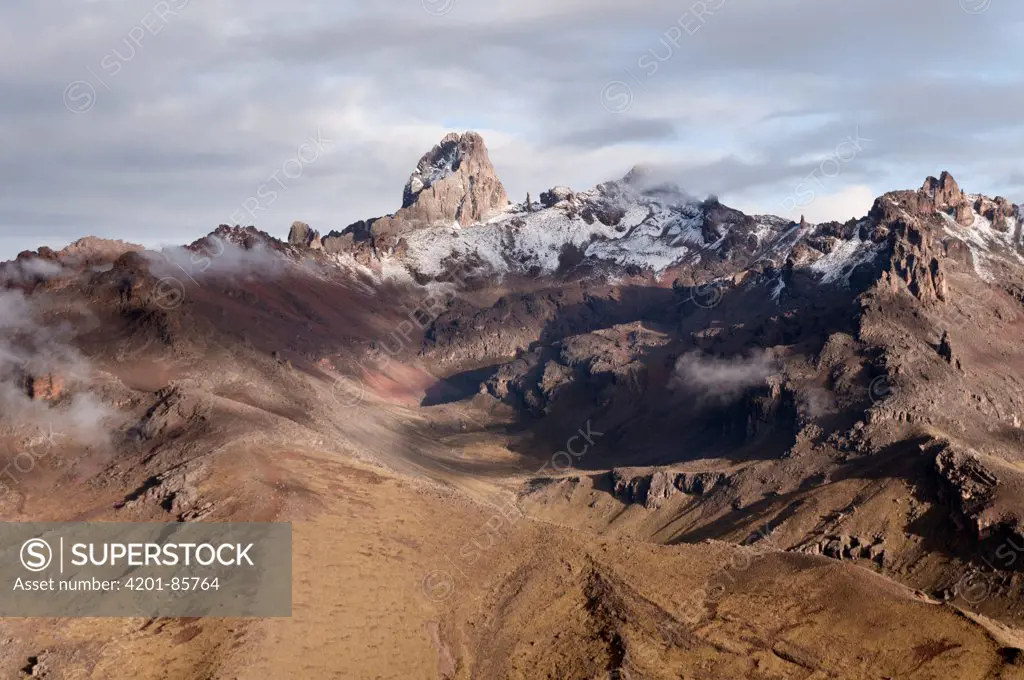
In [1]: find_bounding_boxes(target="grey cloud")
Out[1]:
[550,119,678,149]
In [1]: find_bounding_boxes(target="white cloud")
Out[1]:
[760,184,878,224]
[796,185,877,224]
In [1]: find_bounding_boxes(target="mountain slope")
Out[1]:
[3,132,1024,678]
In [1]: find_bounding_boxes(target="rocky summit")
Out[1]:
[290,131,511,264]
[4,131,1024,679]
[400,131,509,222]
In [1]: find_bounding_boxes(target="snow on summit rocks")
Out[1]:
[303,131,802,280]
[400,175,789,278]
[283,134,1023,304]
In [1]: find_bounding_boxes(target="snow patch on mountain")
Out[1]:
[940,201,1024,281]
[809,233,881,285]
[394,181,799,279]
[770,278,786,302]
[399,184,660,276]
[409,143,460,195]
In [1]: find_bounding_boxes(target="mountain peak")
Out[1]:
[309,131,511,258]
[398,130,508,225]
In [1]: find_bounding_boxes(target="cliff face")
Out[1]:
[287,221,322,250]
[399,131,508,225]
[867,193,949,305]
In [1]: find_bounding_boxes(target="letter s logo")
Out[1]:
[21,539,52,572]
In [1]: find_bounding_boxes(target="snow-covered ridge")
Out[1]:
[394,179,794,279]
[939,195,1024,281]
[808,228,880,285]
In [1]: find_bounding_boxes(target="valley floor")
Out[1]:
[2,414,1022,680]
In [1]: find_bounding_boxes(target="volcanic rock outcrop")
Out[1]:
[868,192,949,304]
[976,195,1017,232]
[19,372,65,401]
[922,171,969,221]
[288,221,322,250]
[540,186,575,207]
[398,131,509,225]
[610,468,728,509]
[316,132,509,258]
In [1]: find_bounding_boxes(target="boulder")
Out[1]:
[955,203,974,227]
[938,330,962,370]
[540,186,575,207]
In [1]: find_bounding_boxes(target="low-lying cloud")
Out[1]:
[672,350,776,404]
[0,257,65,287]
[145,236,292,282]
[0,290,122,445]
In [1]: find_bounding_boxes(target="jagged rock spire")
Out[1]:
[318,131,510,258]
[288,221,322,250]
[398,131,508,226]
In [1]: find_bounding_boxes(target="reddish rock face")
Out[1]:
[954,203,974,227]
[918,171,976,226]
[921,171,965,211]
[864,190,953,305]
[975,196,1017,232]
[21,372,64,401]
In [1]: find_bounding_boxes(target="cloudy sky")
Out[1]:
[1,0,1022,258]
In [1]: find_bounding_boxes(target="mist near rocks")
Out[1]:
[145,237,294,283]
[0,290,122,444]
[0,258,65,287]
[671,350,777,404]
[620,163,707,204]
[0,291,87,378]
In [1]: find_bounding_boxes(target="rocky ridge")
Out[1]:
[282,133,1023,319]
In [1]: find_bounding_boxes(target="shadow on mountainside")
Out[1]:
[492,275,870,471]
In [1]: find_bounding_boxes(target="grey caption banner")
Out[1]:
[0,522,291,617]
